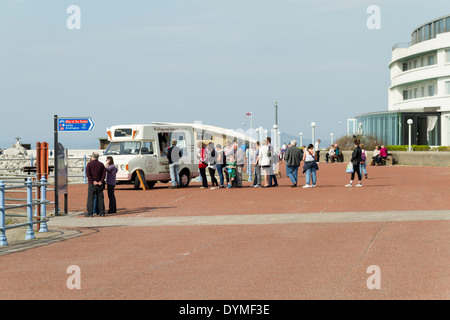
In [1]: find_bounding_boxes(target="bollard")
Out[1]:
[25,178,36,240]
[39,178,48,233]
[0,181,7,246]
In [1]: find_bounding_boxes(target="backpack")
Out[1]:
[361,150,366,162]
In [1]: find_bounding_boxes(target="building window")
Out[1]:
[428,55,434,65]
[428,85,435,96]
[421,86,425,97]
[424,24,432,40]
[417,27,423,42]
[402,62,408,71]
[447,50,450,63]
[403,90,408,100]
[435,19,444,34]
[446,82,450,95]
[446,17,450,32]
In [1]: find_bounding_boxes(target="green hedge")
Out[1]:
[386,145,450,151]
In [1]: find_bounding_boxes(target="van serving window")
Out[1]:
[114,129,132,137]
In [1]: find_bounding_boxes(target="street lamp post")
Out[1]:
[299,132,303,147]
[407,119,413,151]
[274,101,278,127]
[272,124,278,152]
[311,122,316,146]
[330,133,334,146]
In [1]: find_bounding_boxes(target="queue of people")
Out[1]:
[189,138,384,189]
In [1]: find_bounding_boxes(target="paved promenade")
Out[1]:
[0,162,449,300]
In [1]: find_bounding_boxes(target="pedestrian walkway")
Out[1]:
[46,209,450,228]
[0,163,448,300]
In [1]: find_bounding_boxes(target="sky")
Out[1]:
[1,0,449,149]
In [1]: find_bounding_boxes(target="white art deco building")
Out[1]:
[354,15,450,146]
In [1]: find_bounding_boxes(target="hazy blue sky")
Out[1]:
[1,0,449,149]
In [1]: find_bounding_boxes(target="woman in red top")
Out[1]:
[197,142,208,189]
[380,145,388,159]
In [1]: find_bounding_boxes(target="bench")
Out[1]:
[381,154,394,166]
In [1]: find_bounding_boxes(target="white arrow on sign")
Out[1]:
[88,118,95,131]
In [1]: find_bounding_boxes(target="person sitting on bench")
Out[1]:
[379,145,389,164]
[330,144,341,163]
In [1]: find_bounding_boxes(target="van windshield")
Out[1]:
[104,141,142,155]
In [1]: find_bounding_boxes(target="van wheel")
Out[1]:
[179,170,190,188]
[133,175,141,190]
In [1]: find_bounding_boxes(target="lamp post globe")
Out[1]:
[407,119,413,151]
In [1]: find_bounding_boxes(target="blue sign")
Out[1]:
[58,118,94,132]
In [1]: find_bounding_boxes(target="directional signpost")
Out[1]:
[54,115,95,215]
[58,117,95,132]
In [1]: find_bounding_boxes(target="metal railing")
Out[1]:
[0,178,50,246]
[0,155,89,183]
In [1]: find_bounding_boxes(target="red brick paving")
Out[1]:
[0,162,449,300]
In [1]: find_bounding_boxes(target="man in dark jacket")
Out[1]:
[85,152,106,217]
[284,140,303,187]
[167,140,182,188]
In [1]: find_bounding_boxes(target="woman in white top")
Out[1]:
[258,140,271,187]
[302,144,318,188]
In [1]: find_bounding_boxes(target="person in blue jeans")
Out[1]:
[284,140,303,187]
[167,140,182,188]
[302,144,318,188]
[215,144,228,188]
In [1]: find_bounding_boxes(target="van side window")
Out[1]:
[171,132,187,156]
[141,141,153,155]
[158,133,171,157]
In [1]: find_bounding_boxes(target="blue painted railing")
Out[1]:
[0,178,50,246]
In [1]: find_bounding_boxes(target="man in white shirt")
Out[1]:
[314,139,321,162]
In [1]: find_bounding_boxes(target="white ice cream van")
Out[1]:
[100,122,253,189]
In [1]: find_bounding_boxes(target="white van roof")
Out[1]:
[152,122,256,143]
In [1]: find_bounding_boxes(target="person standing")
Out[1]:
[105,156,118,214]
[284,140,303,187]
[302,144,318,188]
[226,154,237,189]
[167,140,182,188]
[236,144,245,187]
[197,142,208,189]
[215,144,227,188]
[345,139,363,187]
[85,152,106,217]
[252,141,261,187]
[314,139,321,162]
[266,137,278,187]
[360,143,368,179]
[207,142,219,189]
[259,140,271,187]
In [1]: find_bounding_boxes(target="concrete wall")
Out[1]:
[337,150,450,167]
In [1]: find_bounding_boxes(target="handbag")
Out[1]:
[346,162,354,173]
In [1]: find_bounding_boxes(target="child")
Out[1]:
[226,154,237,188]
